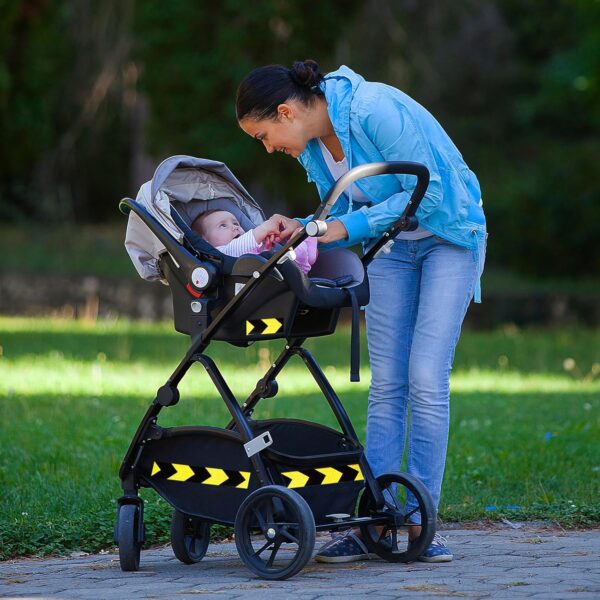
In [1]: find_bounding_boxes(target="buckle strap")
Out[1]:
[347,287,360,382]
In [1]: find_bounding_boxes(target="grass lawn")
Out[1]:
[0,317,598,559]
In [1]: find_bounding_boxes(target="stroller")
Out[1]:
[116,155,435,580]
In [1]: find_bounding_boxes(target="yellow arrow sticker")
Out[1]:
[246,321,255,335]
[282,470,310,489]
[151,461,161,476]
[203,467,229,486]
[237,471,251,489]
[316,467,343,484]
[348,464,364,481]
[169,463,195,482]
[261,318,282,334]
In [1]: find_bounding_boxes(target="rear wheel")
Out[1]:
[170,510,210,564]
[358,472,436,562]
[234,485,315,580]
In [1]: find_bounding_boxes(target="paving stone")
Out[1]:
[0,525,598,599]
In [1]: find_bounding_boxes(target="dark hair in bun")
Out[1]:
[236,59,325,121]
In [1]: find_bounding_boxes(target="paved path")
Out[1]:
[1,524,598,599]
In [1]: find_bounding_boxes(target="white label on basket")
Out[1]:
[244,432,273,457]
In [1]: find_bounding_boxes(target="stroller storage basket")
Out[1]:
[250,419,364,525]
[138,427,256,524]
[137,420,364,526]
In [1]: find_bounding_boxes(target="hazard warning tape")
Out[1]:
[281,464,364,489]
[149,461,250,489]
[246,318,283,336]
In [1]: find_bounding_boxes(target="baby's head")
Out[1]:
[191,209,244,246]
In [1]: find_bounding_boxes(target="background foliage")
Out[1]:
[0,0,598,277]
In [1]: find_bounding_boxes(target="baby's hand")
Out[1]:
[262,232,278,250]
[253,216,282,244]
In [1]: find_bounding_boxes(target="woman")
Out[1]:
[236,60,486,563]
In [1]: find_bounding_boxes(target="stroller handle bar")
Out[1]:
[310,161,430,265]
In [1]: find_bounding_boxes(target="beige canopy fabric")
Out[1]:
[124,155,265,281]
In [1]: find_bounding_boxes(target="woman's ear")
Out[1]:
[277,103,294,121]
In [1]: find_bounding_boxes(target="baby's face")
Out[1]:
[200,211,244,246]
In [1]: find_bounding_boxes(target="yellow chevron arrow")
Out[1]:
[316,467,343,484]
[203,467,229,486]
[168,463,195,482]
[348,464,364,481]
[246,321,255,335]
[151,461,161,476]
[282,470,310,489]
[237,471,251,489]
[261,318,282,334]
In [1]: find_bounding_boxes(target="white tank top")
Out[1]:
[318,139,432,241]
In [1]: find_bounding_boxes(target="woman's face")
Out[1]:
[239,103,311,159]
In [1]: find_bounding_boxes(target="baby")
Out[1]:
[191,209,317,273]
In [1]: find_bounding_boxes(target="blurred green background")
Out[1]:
[1,0,598,281]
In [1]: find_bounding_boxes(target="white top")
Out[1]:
[318,139,432,241]
[216,230,261,255]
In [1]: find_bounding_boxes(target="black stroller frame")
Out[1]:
[115,161,436,579]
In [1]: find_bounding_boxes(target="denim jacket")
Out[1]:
[297,65,487,302]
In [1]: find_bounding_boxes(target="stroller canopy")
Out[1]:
[126,155,265,281]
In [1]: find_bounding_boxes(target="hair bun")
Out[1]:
[290,59,323,88]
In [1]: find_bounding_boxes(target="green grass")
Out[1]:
[0,317,598,560]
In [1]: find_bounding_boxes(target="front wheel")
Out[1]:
[234,485,315,580]
[117,503,143,571]
[358,472,436,562]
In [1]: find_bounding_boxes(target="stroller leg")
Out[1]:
[294,346,387,510]
[195,353,272,487]
[228,338,306,426]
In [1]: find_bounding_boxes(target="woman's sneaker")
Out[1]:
[314,531,375,563]
[411,533,453,563]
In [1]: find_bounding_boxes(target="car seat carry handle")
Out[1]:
[119,197,217,291]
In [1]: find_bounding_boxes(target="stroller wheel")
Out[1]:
[234,485,315,580]
[117,503,142,571]
[358,472,436,563]
[170,510,210,564]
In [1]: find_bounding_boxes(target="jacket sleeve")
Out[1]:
[336,92,444,245]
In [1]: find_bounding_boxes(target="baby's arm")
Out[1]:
[216,230,261,256]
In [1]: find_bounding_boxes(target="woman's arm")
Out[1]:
[334,92,444,245]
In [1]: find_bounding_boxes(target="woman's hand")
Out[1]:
[275,215,304,240]
[317,219,348,244]
[278,216,349,244]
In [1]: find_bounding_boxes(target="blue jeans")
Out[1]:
[364,236,480,519]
